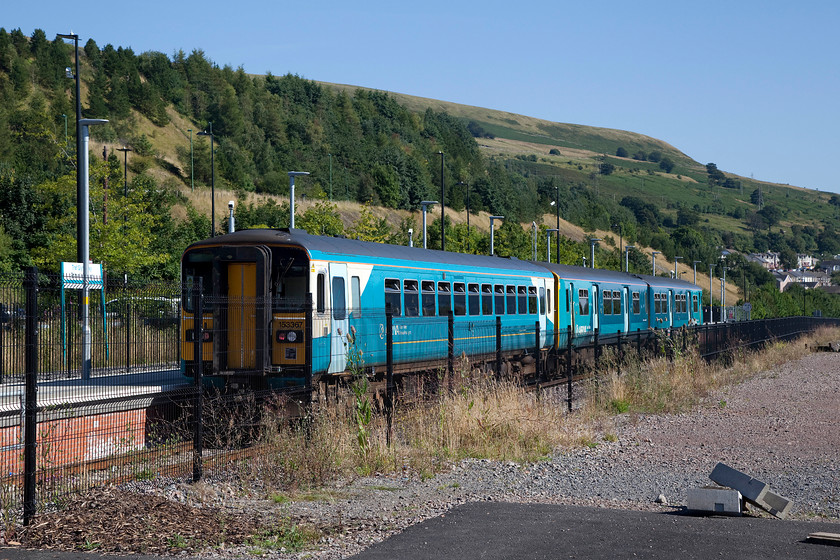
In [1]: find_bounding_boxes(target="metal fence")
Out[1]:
[2,266,838,525]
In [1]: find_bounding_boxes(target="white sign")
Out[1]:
[61,262,103,289]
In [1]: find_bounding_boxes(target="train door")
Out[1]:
[328,262,349,374]
[623,287,630,333]
[568,282,575,335]
[228,263,257,369]
[591,284,600,333]
[668,289,674,326]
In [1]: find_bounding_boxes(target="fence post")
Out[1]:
[386,309,393,446]
[534,320,541,385]
[23,266,38,525]
[124,274,131,373]
[192,278,204,483]
[447,311,454,391]
[496,316,502,381]
[0,304,4,384]
[566,326,573,412]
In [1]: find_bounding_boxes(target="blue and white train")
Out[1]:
[180,228,703,389]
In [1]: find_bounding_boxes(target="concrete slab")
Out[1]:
[687,487,743,515]
[709,462,793,518]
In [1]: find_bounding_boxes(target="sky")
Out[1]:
[8,1,840,192]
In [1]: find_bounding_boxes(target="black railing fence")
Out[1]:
[2,267,838,525]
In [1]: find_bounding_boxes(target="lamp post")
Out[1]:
[709,263,715,322]
[438,151,445,252]
[721,266,728,322]
[612,223,623,270]
[408,228,413,248]
[553,183,560,263]
[58,32,82,262]
[532,222,538,261]
[456,181,470,252]
[228,201,235,233]
[674,256,683,279]
[651,251,660,276]
[589,238,601,269]
[188,129,193,192]
[61,113,67,146]
[79,118,109,381]
[420,201,438,249]
[197,125,215,236]
[624,245,635,273]
[693,260,701,285]
[546,229,558,262]
[287,171,310,229]
[489,216,504,256]
[116,146,132,199]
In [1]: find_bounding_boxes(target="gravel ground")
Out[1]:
[15,350,840,558]
[177,350,840,559]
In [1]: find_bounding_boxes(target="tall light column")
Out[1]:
[651,251,660,276]
[197,124,215,236]
[489,216,504,256]
[589,238,601,269]
[79,118,109,380]
[58,32,82,262]
[674,256,683,279]
[709,263,715,322]
[624,245,635,273]
[288,171,310,229]
[438,151,445,252]
[420,201,438,249]
[188,129,194,191]
[546,229,558,262]
[693,260,701,285]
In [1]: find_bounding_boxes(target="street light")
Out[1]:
[328,153,333,202]
[408,228,413,248]
[116,146,132,199]
[58,32,82,262]
[287,171,310,229]
[438,151,445,252]
[228,201,235,233]
[188,129,193,192]
[489,216,504,256]
[624,245,635,273]
[79,118,109,381]
[709,263,715,322]
[589,238,601,269]
[612,223,623,270]
[456,181,470,252]
[651,251,661,276]
[197,124,215,236]
[693,260,702,285]
[546,229,558,262]
[61,113,67,146]
[674,256,683,279]
[420,201,438,249]
[551,183,560,263]
[532,222,538,261]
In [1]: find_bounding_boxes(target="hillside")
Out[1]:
[4,27,840,317]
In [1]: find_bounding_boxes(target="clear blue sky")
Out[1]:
[8,1,840,192]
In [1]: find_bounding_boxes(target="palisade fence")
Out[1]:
[1,267,838,525]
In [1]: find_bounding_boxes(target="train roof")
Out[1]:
[538,262,700,291]
[185,228,553,276]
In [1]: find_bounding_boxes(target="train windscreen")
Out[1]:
[182,251,214,312]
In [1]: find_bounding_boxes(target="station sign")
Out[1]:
[61,261,103,289]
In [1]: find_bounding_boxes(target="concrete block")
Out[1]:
[687,487,743,515]
[709,462,793,518]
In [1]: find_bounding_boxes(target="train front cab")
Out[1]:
[181,242,312,389]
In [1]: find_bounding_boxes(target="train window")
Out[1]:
[612,290,621,315]
[468,283,480,315]
[632,292,640,315]
[603,291,612,315]
[539,287,546,315]
[422,280,436,316]
[528,286,537,314]
[578,289,589,316]
[317,273,326,313]
[507,285,516,314]
[453,283,467,316]
[547,288,552,314]
[494,285,506,315]
[654,293,661,314]
[693,294,699,313]
[332,277,347,320]
[438,282,452,316]
[404,280,419,317]
[351,276,361,318]
[482,284,493,315]
[518,286,528,314]
[385,278,401,317]
[664,294,669,314]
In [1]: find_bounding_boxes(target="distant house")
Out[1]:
[747,252,780,271]
[797,254,815,269]
[774,270,832,291]
[818,259,840,274]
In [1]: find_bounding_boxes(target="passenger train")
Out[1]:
[180,228,703,389]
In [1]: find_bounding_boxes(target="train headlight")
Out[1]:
[276,330,302,343]
[287,330,297,342]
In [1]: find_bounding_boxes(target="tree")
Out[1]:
[658,157,674,173]
[615,147,628,158]
[296,200,344,236]
[599,162,615,175]
[347,204,390,243]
